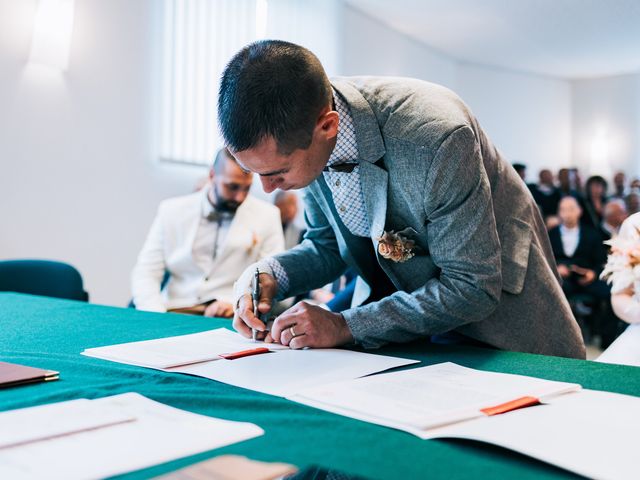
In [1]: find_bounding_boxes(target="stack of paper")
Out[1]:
[0,393,263,480]
[290,362,581,436]
[291,362,640,480]
[82,328,419,397]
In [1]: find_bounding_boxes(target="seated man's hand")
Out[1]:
[204,300,234,318]
[267,301,354,349]
[572,266,597,286]
[557,264,571,278]
[233,272,278,339]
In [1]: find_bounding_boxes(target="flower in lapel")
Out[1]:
[376,230,416,263]
[246,231,259,255]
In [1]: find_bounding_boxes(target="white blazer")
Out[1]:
[131,191,284,312]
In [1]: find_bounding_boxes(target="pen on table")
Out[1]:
[252,268,260,341]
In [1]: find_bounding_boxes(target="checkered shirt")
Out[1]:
[266,88,370,297]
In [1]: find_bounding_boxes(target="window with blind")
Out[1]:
[159,0,340,166]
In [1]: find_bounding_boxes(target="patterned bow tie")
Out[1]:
[323,162,358,173]
[206,210,233,223]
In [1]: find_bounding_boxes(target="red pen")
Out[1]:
[219,347,271,360]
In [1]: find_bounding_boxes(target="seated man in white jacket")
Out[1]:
[131,148,285,317]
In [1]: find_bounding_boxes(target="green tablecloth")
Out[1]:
[1,292,639,479]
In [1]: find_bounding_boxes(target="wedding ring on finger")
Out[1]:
[289,325,298,338]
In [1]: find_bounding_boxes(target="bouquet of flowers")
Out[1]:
[601,225,640,302]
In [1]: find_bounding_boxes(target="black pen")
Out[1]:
[252,268,260,341]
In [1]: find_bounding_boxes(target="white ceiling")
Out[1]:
[346,0,640,79]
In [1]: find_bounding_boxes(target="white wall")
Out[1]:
[455,63,572,179]
[340,5,457,88]
[0,0,207,306]
[341,5,572,183]
[571,73,640,181]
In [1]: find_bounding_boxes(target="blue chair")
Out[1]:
[0,259,89,302]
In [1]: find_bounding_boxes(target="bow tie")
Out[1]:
[323,162,358,173]
[206,210,233,223]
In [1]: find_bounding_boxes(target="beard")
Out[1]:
[213,184,240,213]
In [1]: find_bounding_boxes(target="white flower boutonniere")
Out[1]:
[376,229,417,263]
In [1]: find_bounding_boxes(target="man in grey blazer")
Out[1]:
[220,40,585,359]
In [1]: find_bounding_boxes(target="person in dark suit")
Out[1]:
[529,169,561,219]
[549,196,619,347]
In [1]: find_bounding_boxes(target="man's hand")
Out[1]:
[204,300,234,318]
[557,264,571,279]
[571,265,597,286]
[233,273,278,339]
[266,301,354,349]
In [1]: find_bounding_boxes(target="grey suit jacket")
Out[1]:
[272,76,585,359]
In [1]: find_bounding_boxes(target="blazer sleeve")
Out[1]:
[131,207,168,312]
[270,188,348,298]
[342,126,503,348]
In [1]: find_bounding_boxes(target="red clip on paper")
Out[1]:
[219,347,271,360]
[480,396,540,416]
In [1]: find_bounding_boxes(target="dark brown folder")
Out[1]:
[0,361,59,388]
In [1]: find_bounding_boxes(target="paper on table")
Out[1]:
[82,328,288,368]
[83,328,419,397]
[0,398,134,449]
[428,389,640,480]
[172,348,419,397]
[596,324,640,367]
[0,393,264,480]
[290,362,581,435]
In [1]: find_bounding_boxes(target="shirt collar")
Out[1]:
[201,185,216,219]
[560,224,580,234]
[327,88,361,168]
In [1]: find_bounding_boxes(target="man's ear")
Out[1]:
[315,107,339,140]
[208,168,215,181]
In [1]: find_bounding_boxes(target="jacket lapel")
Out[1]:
[359,160,388,241]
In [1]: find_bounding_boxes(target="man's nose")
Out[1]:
[234,190,249,203]
[260,176,279,193]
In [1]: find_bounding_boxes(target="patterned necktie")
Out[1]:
[206,210,233,259]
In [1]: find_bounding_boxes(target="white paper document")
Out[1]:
[172,348,418,397]
[0,393,263,480]
[290,362,581,436]
[83,328,419,397]
[82,328,287,368]
[429,389,640,480]
[0,398,135,449]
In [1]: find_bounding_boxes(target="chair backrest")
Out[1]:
[0,260,89,302]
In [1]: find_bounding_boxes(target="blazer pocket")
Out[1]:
[500,217,532,295]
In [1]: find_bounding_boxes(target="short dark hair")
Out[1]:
[218,40,332,154]
[512,163,526,174]
[212,147,236,175]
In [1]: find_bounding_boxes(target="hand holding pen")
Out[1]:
[233,269,277,340]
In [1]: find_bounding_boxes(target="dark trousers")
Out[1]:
[563,278,621,348]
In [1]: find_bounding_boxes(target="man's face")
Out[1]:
[211,160,253,212]
[627,193,640,214]
[604,203,627,228]
[558,197,582,227]
[614,172,626,188]
[231,108,339,193]
[539,170,553,185]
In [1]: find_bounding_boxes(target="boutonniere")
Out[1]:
[246,231,259,255]
[376,229,417,263]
